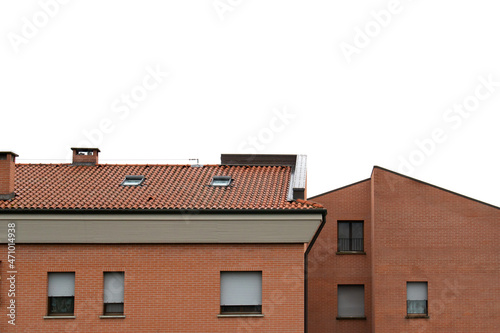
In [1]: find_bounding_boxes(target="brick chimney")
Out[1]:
[71,148,100,166]
[0,151,18,200]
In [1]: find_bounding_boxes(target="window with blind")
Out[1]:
[337,285,365,318]
[220,271,262,314]
[48,272,75,316]
[407,282,428,316]
[338,221,364,252]
[104,272,125,315]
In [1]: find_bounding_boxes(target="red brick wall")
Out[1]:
[308,168,500,333]
[0,153,15,195]
[371,168,500,333]
[0,243,304,333]
[72,149,98,165]
[307,180,372,333]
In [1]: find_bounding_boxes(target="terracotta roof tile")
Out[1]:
[0,164,321,211]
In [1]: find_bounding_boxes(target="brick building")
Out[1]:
[0,149,325,333]
[307,166,499,333]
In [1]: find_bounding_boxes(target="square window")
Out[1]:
[338,221,364,252]
[104,272,124,315]
[48,272,75,316]
[220,271,262,314]
[337,285,365,318]
[407,282,428,315]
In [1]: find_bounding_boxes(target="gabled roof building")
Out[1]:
[306,166,499,333]
[0,149,325,333]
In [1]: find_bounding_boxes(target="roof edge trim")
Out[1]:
[0,208,327,215]
[372,166,500,210]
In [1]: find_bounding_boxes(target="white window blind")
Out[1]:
[48,272,75,297]
[338,285,364,317]
[220,272,262,306]
[104,272,124,303]
[407,282,427,300]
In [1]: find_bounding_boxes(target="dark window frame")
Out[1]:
[406,282,429,318]
[47,272,75,316]
[220,271,262,315]
[103,303,125,316]
[103,272,125,316]
[337,284,366,319]
[337,221,364,252]
[220,305,262,314]
[48,296,75,316]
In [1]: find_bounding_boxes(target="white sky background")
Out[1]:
[1,0,499,207]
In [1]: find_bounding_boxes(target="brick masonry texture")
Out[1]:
[0,244,305,333]
[307,179,372,333]
[0,154,16,195]
[307,168,500,333]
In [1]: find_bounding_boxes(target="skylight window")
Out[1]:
[210,176,232,186]
[121,175,145,186]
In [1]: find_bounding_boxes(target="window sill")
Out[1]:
[43,316,75,319]
[406,314,429,319]
[336,251,366,255]
[218,314,264,318]
[336,316,366,320]
[100,315,126,319]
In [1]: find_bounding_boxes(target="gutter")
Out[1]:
[0,208,326,215]
[304,209,327,333]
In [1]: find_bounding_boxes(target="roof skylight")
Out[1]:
[210,176,232,186]
[121,175,145,186]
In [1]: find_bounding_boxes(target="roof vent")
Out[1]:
[0,151,18,200]
[121,175,145,186]
[71,148,100,166]
[210,176,232,186]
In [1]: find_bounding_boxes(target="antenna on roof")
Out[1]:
[189,158,203,168]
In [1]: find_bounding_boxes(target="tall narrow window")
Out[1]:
[338,221,364,252]
[220,271,262,314]
[48,272,75,316]
[104,272,125,315]
[407,282,428,316]
[337,285,365,318]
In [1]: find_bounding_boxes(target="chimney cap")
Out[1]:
[71,147,101,153]
[0,151,19,158]
[71,147,100,165]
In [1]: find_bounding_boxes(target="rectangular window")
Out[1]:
[121,175,144,186]
[220,271,262,314]
[337,285,365,318]
[338,221,364,252]
[407,282,428,316]
[104,272,125,315]
[48,272,75,316]
[211,176,232,186]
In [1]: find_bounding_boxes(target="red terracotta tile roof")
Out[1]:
[0,164,322,211]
